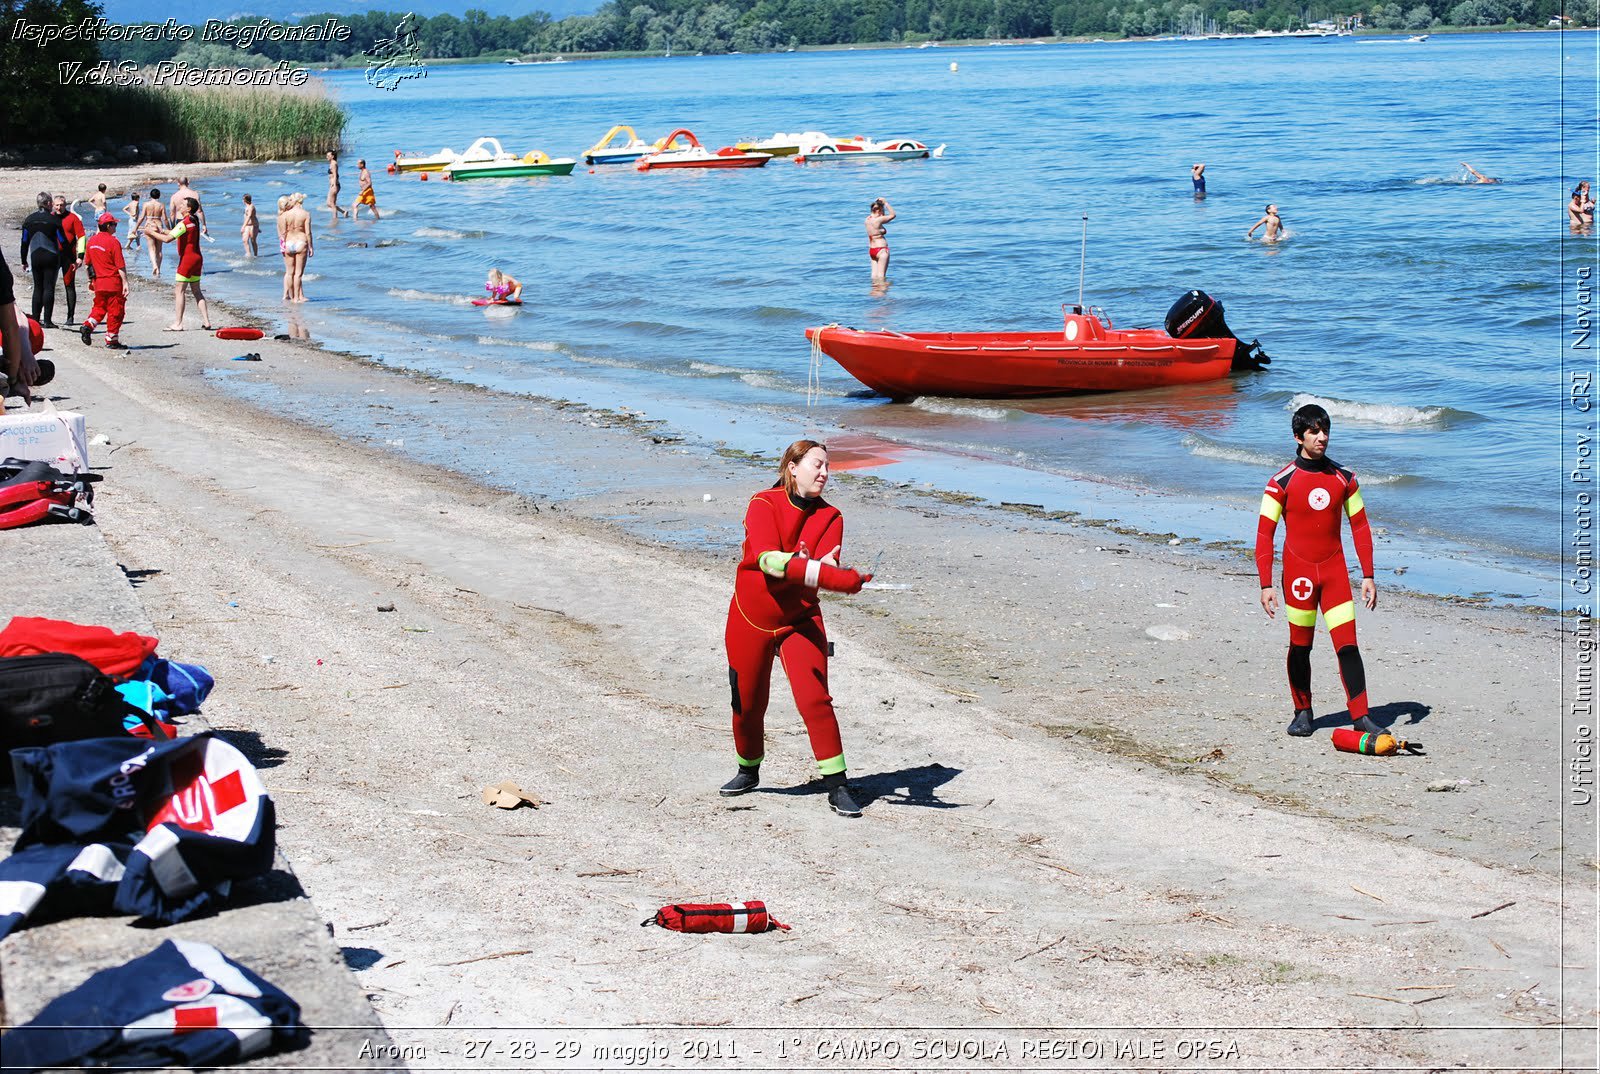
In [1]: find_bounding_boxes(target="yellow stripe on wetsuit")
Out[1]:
[1344,488,1365,517]
[1259,493,1283,522]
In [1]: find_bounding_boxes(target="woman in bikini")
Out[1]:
[275,195,291,298]
[864,197,894,284]
[140,188,169,277]
[280,193,313,303]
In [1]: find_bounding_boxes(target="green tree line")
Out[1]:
[96,0,1593,68]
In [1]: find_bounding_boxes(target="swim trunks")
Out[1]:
[357,188,376,206]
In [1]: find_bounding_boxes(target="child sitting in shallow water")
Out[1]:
[485,268,522,303]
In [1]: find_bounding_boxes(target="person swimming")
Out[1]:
[1246,203,1283,243]
[1461,162,1501,184]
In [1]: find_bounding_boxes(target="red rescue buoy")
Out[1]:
[25,316,43,354]
[215,327,265,341]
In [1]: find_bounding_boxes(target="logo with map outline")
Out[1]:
[364,13,427,91]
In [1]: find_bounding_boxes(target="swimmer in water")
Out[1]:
[1570,181,1594,231]
[1461,162,1501,184]
[1191,162,1206,197]
[1246,203,1282,243]
[865,197,894,284]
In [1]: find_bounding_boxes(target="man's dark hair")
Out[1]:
[1292,403,1330,439]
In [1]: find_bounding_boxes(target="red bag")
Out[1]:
[643,901,789,933]
[0,617,160,678]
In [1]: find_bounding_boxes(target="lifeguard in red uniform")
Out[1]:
[721,440,872,816]
[1256,403,1383,738]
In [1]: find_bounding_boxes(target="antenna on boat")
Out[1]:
[1076,212,1088,314]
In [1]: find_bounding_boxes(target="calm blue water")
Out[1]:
[201,34,1589,599]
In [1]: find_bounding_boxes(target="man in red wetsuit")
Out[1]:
[79,213,129,350]
[1256,403,1383,738]
[52,195,86,325]
[144,197,211,331]
[721,439,873,816]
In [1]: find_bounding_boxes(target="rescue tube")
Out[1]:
[215,327,265,341]
[25,316,43,354]
[471,298,522,307]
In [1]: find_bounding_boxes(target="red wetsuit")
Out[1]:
[1255,454,1375,720]
[83,231,127,341]
[172,215,202,283]
[58,212,85,286]
[725,486,860,775]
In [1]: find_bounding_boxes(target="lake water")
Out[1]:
[199,33,1591,603]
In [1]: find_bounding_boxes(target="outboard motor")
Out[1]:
[1164,289,1271,371]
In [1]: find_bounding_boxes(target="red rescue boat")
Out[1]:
[805,291,1269,400]
[635,128,770,170]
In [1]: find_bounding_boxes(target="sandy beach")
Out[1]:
[2,167,1595,1070]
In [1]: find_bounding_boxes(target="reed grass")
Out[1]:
[98,79,346,161]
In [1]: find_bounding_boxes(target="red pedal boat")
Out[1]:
[805,291,1269,400]
[635,128,770,170]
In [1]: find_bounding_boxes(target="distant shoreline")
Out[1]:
[308,23,1577,70]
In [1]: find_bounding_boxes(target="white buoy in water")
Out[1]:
[949,61,958,71]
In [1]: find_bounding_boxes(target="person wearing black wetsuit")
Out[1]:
[20,192,66,327]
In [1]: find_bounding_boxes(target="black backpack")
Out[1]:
[0,653,169,759]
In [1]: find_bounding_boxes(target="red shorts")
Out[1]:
[176,252,203,283]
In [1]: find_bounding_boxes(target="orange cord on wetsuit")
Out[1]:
[1256,455,1375,721]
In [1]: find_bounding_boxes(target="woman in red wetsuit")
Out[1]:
[144,197,211,331]
[720,439,872,817]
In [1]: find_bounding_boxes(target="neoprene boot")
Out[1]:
[719,766,759,797]
[1286,709,1315,737]
[823,772,862,817]
[1350,715,1385,736]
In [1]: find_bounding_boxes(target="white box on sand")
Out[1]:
[0,411,89,472]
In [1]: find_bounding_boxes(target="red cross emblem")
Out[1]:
[1291,576,1314,601]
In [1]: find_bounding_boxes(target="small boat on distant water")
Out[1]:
[733,131,833,157]
[394,136,505,173]
[805,291,1269,400]
[441,139,576,179]
[584,125,659,165]
[634,129,770,170]
[793,135,946,163]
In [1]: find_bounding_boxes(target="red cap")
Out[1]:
[97,212,117,226]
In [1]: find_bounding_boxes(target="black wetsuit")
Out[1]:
[20,210,65,326]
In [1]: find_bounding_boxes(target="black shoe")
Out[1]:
[719,767,759,797]
[105,340,128,351]
[826,783,863,817]
[42,321,58,329]
[80,322,93,345]
[1286,708,1314,737]
[1350,716,1386,736]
